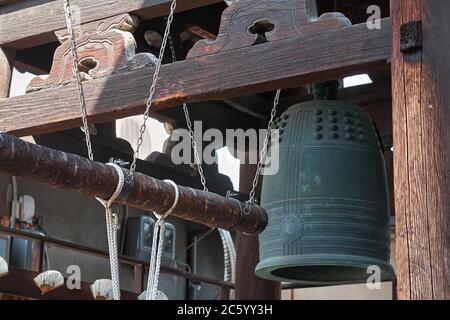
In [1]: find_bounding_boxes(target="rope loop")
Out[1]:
[95,162,125,300]
[154,179,180,224]
[96,163,125,209]
[146,179,179,300]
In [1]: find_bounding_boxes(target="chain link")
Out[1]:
[65,0,279,209]
[182,103,209,192]
[63,0,94,161]
[168,33,209,192]
[127,0,178,183]
[170,29,281,203]
[244,89,281,213]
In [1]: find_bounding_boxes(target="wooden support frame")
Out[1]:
[0,47,15,98]
[0,18,391,137]
[392,0,450,300]
[235,162,281,300]
[0,0,223,49]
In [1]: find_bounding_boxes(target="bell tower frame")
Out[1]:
[391,0,450,300]
[0,0,449,300]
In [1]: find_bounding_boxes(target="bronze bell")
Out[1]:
[255,99,395,286]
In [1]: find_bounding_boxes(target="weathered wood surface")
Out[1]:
[0,0,222,49]
[0,19,391,137]
[27,14,157,92]
[0,133,267,235]
[0,0,20,5]
[392,0,450,300]
[235,162,280,299]
[187,0,351,58]
[0,47,14,98]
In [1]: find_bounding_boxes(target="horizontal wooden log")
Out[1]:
[0,0,222,49]
[0,19,392,137]
[0,133,267,234]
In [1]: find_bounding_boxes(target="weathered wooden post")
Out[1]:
[235,163,281,299]
[0,47,15,98]
[392,0,450,299]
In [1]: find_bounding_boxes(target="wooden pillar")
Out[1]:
[392,0,450,299]
[235,163,281,299]
[0,47,15,98]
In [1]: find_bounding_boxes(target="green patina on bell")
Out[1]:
[255,99,395,286]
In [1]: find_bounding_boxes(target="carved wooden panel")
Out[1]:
[187,0,351,59]
[27,14,156,93]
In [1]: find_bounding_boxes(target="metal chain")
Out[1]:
[64,0,124,300]
[63,0,94,161]
[182,103,209,192]
[127,0,178,183]
[168,33,281,208]
[66,0,279,211]
[167,33,209,192]
[244,89,281,213]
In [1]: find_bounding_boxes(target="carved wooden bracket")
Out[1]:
[27,14,157,93]
[187,0,351,59]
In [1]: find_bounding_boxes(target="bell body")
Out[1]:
[255,100,395,285]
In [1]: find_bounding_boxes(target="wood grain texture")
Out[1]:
[235,162,281,299]
[0,0,222,49]
[187,0,351,59]
[0,0,20,5]
[0,133,267,234]
[27,14,157,92]
[392,0,450,300]
[0,47,15,98]
[0,19,392,137]
[0,0,21,5]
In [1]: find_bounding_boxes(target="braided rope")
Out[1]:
[145,179,179,300]
[96,163,124,300]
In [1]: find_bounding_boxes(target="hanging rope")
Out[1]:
[63,0,131,300]
[95,163,125,300]
[64,0,279,301]
[145,179,180,300]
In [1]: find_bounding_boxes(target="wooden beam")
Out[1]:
[0,133,267,235]
[392,0,450,299]
[235,162,281,299]
[0,0,222,50]
[0,0,21,5]
[34,130,235,196]
[0,19,392,137]
[0,47,15,98]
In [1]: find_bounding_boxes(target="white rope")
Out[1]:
[96,163,124,300]
[145,179,179,300]
[63,1,122,300]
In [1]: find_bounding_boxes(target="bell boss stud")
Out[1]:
[0,133,267,235]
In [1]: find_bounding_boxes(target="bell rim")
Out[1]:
[255,254,395,285]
